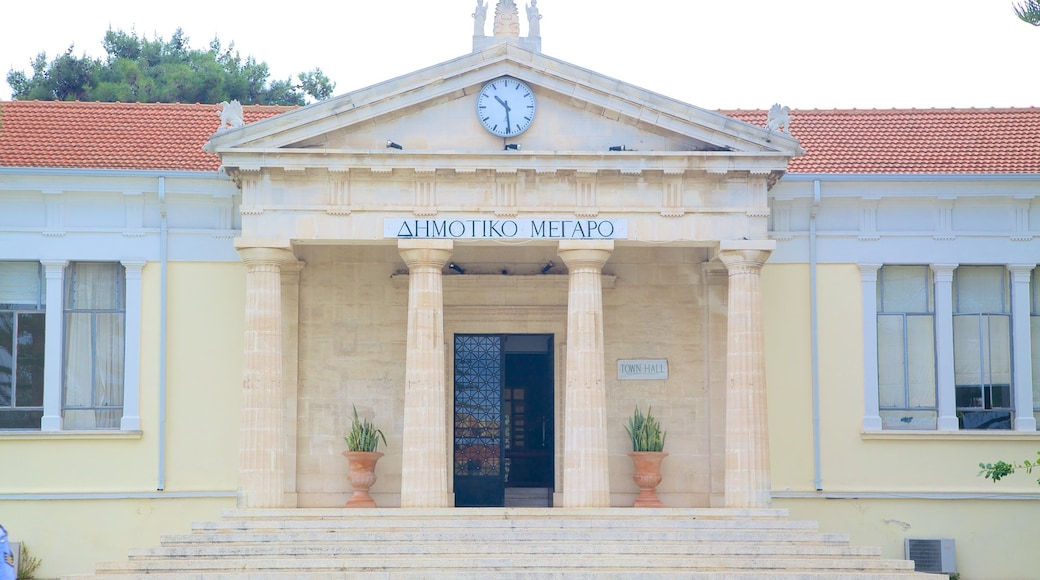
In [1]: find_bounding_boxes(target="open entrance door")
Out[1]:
[453,334,554,507]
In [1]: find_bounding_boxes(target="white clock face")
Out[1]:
[476,77,537,138]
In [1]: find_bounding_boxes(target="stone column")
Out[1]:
[858,264,884,431]
[281,260,305,506]
[558,240,613,508]
[1009,265,1037,431]
[718,241,774,509]
[399,240,454,508]
[236,245,295,508]
[120,260,146,431]
[931,264,960,431]
[40,260,67,432]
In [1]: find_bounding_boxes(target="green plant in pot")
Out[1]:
[342,405,387,507]
[625,406,668,507]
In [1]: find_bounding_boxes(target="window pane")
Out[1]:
[953,315,982,389]
[986,314,1011,388]
[906,315,936,407]
[877,315,907,406]
[95,312,125,407]
[879,266,931,313]
[64,312,94,407]
[881,410,937,430]
[0,262,42,307]
[16,312,45,407]
[955,266,1008,314]
[0,312,12,407]
[68,263,123,310]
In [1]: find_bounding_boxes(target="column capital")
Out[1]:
[717,251,773,273]
[237,246,297,268]
[121,260,146,277]
[930,263,958,281]
[1007,264,1036,281]
[40,260,68,275]
[557,240,614,269]
[858,263,884,281]
[398,239,453,270]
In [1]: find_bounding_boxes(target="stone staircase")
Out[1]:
[73,508,946,579]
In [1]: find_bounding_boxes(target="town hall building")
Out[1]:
[1,2,1039,578]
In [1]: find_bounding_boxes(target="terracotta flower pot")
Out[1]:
[342,450,384,508]
[628,451,668,507]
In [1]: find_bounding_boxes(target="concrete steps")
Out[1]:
[72,508,945,579]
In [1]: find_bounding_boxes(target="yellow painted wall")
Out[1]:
[762,264,815,491]
[0,498,234,577]
[778,497,1040,580]
[0,261,245,577]
[157,262,244,491]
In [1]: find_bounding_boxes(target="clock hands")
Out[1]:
[494,95,512,135]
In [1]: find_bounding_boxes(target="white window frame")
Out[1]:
[8,259,145,433]
[874,265,939,430]
[862,262,1037,432]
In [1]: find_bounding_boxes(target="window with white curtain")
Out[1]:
[1032,269,1040,430]
[63,262,125,429]
[0,262,46,429]
[876,265,937,429]
[953,265,1012,430]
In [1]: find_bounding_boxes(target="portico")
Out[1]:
[206,4,801,511]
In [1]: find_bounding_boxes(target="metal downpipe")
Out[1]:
[810,179,822,491]
[158,176,168,491]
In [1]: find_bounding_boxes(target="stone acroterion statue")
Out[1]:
[217,100,244,131]
[766,103,791,134]
[473,1,488,36]
[526,1,541,37]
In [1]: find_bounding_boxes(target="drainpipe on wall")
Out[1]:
[158,176,168,491]
[810,180,823,491]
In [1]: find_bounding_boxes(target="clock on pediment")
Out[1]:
[476,76,537,138]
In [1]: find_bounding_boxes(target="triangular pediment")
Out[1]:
[205,43,802,172]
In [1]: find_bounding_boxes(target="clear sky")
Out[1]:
[1,0,1035,110]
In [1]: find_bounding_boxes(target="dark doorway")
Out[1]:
[453,334,554,507]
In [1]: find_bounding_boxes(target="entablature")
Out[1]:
[218,149,790,179]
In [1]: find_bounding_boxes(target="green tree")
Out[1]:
[6,28,335,105]
[1014,0,1040,25]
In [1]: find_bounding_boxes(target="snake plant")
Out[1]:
[344,405,387,452]
[625,405,667,452]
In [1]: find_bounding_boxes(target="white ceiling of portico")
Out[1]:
[204,42,803,171]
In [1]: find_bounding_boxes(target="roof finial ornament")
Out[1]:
[766,103,791,134]
[494,0,521,37]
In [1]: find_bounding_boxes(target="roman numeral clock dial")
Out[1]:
[476,77,537,138]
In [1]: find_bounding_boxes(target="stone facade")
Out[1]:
[288,244,735,508]
[206,33,798,509]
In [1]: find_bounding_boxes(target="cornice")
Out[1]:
[214,149,791,176]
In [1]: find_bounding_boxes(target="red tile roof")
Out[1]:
[1,101,1038,174]
[0,101,292,172]
[723,108,1040,174]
